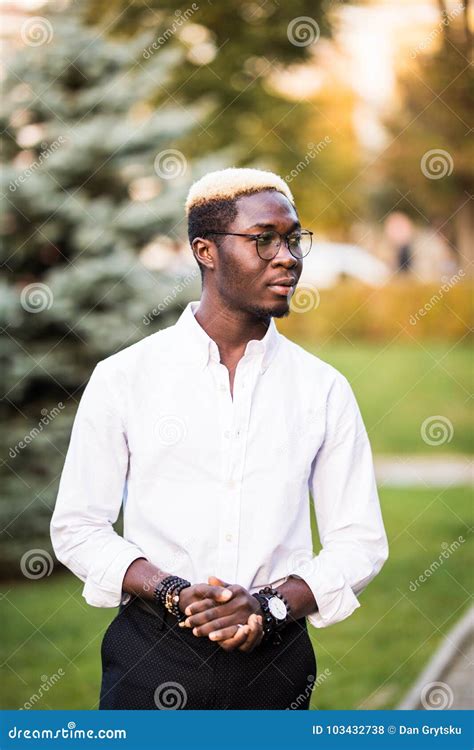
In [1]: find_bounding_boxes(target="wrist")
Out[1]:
[250,594,263,617]
[276,576,317,621]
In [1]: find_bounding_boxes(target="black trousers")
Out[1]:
[99,596,317,710]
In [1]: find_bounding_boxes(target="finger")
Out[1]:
[218,625,250,652]
[238,615,259,652]
[192,615,241,638]
[208,575,231,588]
[208,624,247,642]
[239,615,264,653]
[184,601,236,628]
[199,583,233,601]
[184,585,232,616]
[180,598,214,620]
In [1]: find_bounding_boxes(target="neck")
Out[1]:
[193,291,270,363]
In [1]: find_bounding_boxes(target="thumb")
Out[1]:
[208,575,233,599]
[208,575,230,587]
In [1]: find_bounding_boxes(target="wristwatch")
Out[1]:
[252,586,291,644]
[267,594,289,624]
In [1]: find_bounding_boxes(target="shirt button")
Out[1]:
[228,479,236,489]
[224,430,231,438]
[225,534,232,542]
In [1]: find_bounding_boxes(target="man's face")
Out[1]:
[212,190,303,320]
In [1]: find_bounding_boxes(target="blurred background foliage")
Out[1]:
[374,7,473,258]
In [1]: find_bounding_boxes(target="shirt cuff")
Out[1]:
[82,540,145,608]
[290,557,361,628]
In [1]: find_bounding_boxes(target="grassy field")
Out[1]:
[301,341,472,455]
[1,485,471,710]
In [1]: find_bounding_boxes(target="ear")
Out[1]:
[192,236,216,273]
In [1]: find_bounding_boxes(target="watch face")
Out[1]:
[268,596,287,620]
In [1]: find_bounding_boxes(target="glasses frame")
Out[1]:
[203,229,313,260]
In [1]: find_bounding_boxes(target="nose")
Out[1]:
[270,243,300,269]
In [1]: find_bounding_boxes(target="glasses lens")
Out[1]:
[257,231,280,260]
[287,231,312,259]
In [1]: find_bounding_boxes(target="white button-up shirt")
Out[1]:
[50,300,389,628]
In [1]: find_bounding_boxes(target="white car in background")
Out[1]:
[300,241,390,288]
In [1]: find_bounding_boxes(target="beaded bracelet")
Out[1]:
[153,575,182,607]
[154,576,191,622]
[166,580,191,621]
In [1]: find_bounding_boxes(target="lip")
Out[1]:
[268,277,297,286]
[267,282,296,296]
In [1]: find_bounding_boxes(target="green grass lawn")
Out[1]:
[300,341,472,455]
[1,485,471,710]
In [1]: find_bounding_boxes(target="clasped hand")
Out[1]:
[178,576,264,653]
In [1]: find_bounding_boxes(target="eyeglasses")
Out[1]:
[204,229,313,261]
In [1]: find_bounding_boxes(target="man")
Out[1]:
[50,167,389,711]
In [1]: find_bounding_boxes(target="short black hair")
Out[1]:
[187,197,239,282]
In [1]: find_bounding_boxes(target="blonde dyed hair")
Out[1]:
[185,167,294,215]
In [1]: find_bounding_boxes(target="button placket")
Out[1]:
[211,360,235,579]
[217,355,262,582]
[215,358,253,581]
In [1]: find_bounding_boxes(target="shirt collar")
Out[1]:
[172,300,280,374]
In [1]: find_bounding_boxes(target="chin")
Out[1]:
[247,299,291,320]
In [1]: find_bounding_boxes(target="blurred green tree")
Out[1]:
[372,2,473,268]
[0,0,363,576]
[83,0,362,229]
[0,9,215,576]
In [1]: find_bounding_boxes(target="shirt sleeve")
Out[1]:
[291,373,389,628]
[50,360,145,607]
